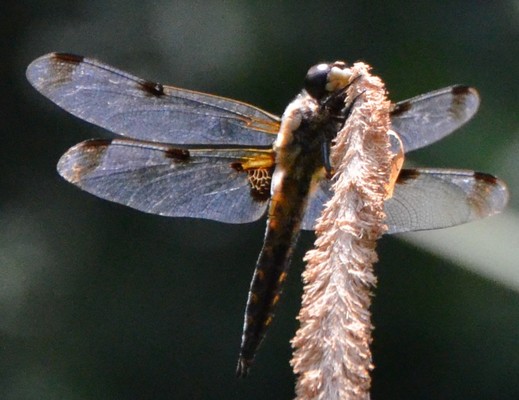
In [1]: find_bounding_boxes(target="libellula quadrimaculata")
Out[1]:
[26,53,508,377]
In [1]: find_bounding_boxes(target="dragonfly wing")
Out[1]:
[27,53,280,146]
[301,169,508,234]
[385,169,508,234]
[391,86,480,153]
[301,178,333,231]
[57,139,274,223]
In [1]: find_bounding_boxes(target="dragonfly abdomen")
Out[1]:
[236,168,315,377]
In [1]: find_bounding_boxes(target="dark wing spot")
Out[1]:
[396,169,421,184]
[390,100,412,117]
[43,53,84,85]
[467,172,498,217]
[469,171,508,218]
[80,138,112,148]
[231,162,244,172]
[247,167,273,202]
[52,52,84,64]
[231,163,272,202]
[449,85,474,120]
[451,85,472,96]
[163,147,190,161]
[139,80,165,97]
[59,139,112,184]
[473,171,498,185]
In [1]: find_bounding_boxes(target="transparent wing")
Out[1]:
[391,86,480,153]
[57,138,275,223]
[301,169,508,233]
[301,179,333,231]
[385,169,508,234]
[27,53,280,146]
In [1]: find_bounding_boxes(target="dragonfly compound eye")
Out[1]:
[304,62,352,100]
[304,63,331,100]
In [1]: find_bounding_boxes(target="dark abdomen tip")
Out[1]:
[236,357,252,378]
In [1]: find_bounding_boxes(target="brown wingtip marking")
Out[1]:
[473,171,498,185]
[466,171,509,218]
[139,80,165,97]
[59,139,111,184]
[468,172,502,218]
[35,53,85,86]
[79,138,112,147]
[390,100,412,117]
[450,85,480,120]
[451,85,471,96]
[396,169,421,184]
[51,53,84,64]
[451,85,479,101]
[164,147,190,161]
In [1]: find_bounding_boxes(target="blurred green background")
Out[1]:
[2,1,519,399]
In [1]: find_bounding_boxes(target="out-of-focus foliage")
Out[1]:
[2,1,518,399]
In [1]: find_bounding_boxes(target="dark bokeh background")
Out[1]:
[3,1,519,399]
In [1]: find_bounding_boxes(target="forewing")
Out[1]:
[57,139,275,223]
[385,169,508,234]
[391,86,480,153]
[27,53,280,146]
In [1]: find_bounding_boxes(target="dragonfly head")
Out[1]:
[304,61,352,100]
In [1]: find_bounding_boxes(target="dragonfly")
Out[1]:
[26,53,508,377]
